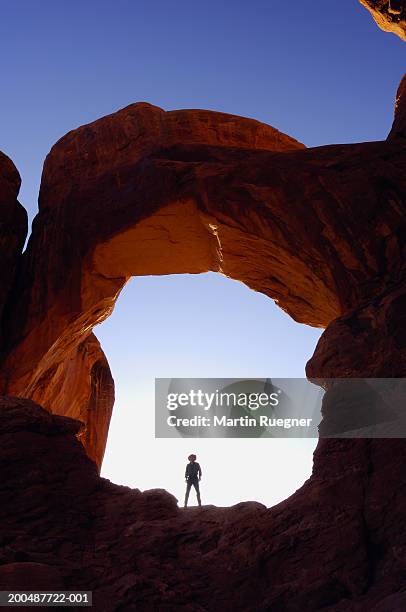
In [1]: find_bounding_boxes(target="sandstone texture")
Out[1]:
[1,396,406,611]
[0,21,404,604]
[24,332,115,467]
[0,84,405,465]
[0,105,308,466]
[307,280,406,380]
[359,0,406,40]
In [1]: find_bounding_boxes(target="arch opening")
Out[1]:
[95,272,321,507]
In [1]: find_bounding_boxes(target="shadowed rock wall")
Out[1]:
[1,389,406,611]
[0,153,27,344]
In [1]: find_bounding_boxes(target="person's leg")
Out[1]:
[184,481,192,507]
[193,480,202,507]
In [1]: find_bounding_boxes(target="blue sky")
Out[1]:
[1,1,404,505]
[1,0,404,227]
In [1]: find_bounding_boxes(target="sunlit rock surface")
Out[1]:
[359,0,406,41]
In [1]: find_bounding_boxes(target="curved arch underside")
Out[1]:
[0,79,405,466]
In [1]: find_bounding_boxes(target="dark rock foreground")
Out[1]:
[1,396,406,611]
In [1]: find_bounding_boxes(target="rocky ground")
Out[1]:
[1,395,406,611]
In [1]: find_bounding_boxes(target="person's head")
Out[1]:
[188,454,196,463]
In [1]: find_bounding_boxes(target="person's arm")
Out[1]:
[198,464,202,480]
[185,465,188,481]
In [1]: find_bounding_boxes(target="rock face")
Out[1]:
[0,105,309,466]
[388,73,406,141]
[307,281,406,380]
[0,152,27,343]
[359,0,406,41]
[0,86,405,466]
[25,332,115,467]
[306,76,406,383]
[2,396,406,611]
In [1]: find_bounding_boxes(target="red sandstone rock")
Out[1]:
[25,333,114,468]
[1,396,406,611]
[0,107,306,464]
[0,83,405,465]
[307,280,406,380]
[359,0,406,41]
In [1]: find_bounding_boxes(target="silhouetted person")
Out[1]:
[184,454,202,507]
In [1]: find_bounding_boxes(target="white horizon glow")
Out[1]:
[98,273,321,508]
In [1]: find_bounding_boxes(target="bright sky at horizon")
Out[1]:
[96,273,322,507]
[1,1,404,506]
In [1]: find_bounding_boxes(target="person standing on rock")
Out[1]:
[184,454,202,508]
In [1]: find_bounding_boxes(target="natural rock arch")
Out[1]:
[0,76,405,467]
[0,6,405,606]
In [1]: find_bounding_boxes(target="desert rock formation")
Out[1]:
[0,89,405,466]
[0,6,405,604]
[0,105,309,466]
[2,395,406,611]
[359,0,406,41]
